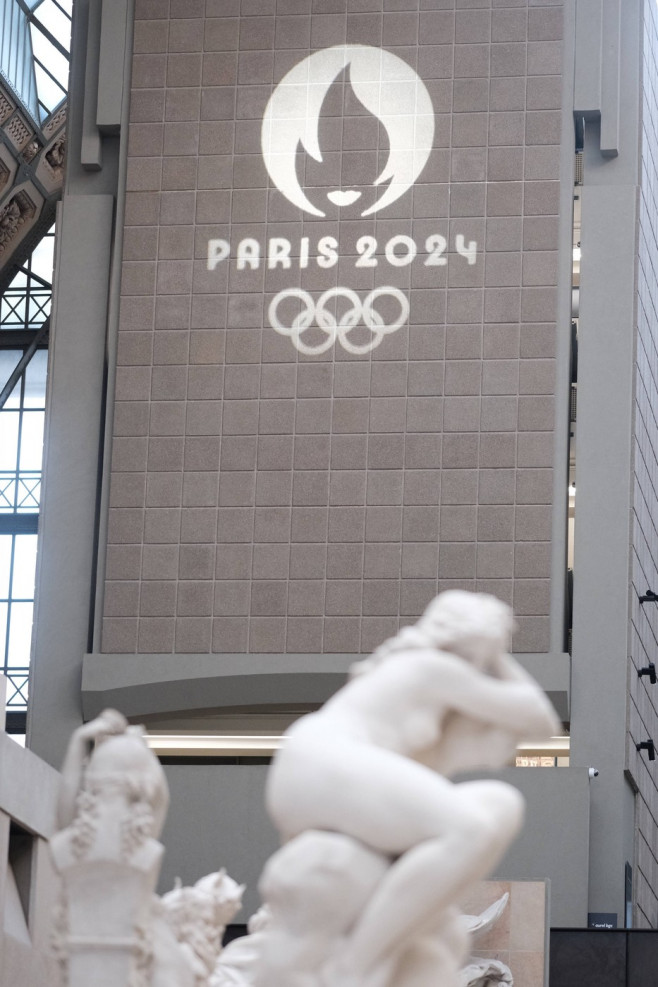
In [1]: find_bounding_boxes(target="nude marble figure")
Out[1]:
[259,590,561,987]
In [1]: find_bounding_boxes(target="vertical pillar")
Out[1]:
[27,194,114,763]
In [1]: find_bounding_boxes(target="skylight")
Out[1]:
[0,0,71,125]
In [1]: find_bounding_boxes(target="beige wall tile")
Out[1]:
[107,0,564,653]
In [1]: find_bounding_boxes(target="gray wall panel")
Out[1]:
[570,0,642,924]
[490,767,590,928]
[81,649,570,720]
[159,763,278,921]
[159,763,590,928]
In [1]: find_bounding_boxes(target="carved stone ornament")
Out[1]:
[43,101,67,138]
[22,139,41,164]
[5,111,33,150]
[254,590,560,987]
[36,131,67,194]
[45,136,66,176]
[0,190,37,253]
[0,157,10,191]
[0,90,14,125]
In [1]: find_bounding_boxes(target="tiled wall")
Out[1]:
[630,0,658,929]
[102,0,564,657]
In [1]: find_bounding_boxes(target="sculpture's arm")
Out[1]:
[429,654,561,739]
[491,651,539,685]
[57,731,89,828]
[414,716,519,774]
[490,652,563,736]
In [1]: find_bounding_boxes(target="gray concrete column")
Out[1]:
[27,194,114,764]
[570,174,638,921]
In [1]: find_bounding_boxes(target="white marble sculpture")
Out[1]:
[461,957,512,987]
[209,892,513,987]
[155,870,244,987]
[50,709,247,987]
[257,590,560,987]
[461,893,513,987]
[50,709,170,987]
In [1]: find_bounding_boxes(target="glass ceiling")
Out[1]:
[0,0,71,125]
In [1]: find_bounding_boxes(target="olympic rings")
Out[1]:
[267,286,410,356]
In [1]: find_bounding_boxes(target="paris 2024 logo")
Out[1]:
[207,44,477,355]
[261,44,434,218]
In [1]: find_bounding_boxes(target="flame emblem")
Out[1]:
[261,45,435,218]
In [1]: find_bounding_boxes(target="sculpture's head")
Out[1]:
[419,590,514,669]
[352,590,513,676]
[194,868,245,926]
[85,726,170,837]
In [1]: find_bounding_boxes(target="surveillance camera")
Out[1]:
[588,768,599,779]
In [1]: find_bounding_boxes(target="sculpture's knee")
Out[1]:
[486,784,525,846]
[457,784,524,862]
[441,908,470,965]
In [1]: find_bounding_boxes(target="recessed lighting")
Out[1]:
[517,736,570,753]
[145,733,285,756]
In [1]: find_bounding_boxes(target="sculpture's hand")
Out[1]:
[490,654,562,739]
[437,657,560,740]
[77,708,128,743]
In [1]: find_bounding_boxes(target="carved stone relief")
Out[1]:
[43,102,67,139]
[22,139,41,164]
[45,137,66,177]
[0,189,38,254]
[0,79,66,273]
[5,112,34,151]
[36,132,67,195]
[0,158,10,192]
[0,90,14,124]
[0,144,17,194]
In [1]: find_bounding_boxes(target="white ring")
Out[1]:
[268,288,314,339]
[267,286,409,355]
[363,286,409,336]
[268,288,334,355]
